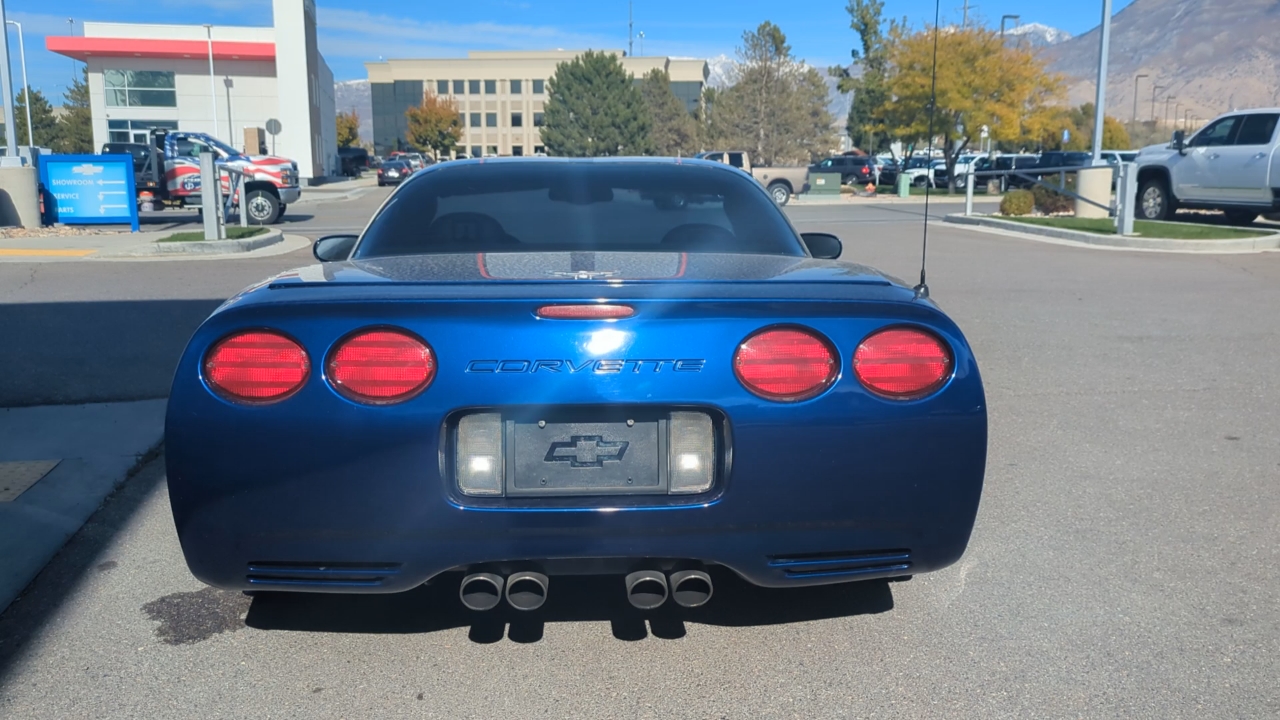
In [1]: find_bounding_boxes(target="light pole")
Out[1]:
[203,24,219,137]
[6,20,31,148]
[1090,0,1113,166]
[1183,108,1191,129]
[637,31,645,56]
[0,0,17,156]
[1164,97,1176,128]
[1151,84,1164,122]
[67,18,74,81]
[1132,73,1147,128]
[1173,102,1181,128]
[1000,14,1020,39]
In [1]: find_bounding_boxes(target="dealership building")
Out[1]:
[46,0,337,182]
[366,51,708,157]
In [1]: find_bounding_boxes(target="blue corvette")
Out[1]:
[166,158,986,613]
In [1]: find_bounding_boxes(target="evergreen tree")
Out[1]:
[541,50,652,157]
[15,88,59,148]
[54,68,93,153]
[711,22,834,165]
[639,68,698,156]
[832,0,903,153]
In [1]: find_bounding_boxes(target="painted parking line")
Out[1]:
[0,248,99,257]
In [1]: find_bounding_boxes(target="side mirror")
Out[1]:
[801,232,842,260]
[1172,130,1186,154]
[313,234,358,262]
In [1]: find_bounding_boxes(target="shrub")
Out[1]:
[1032,175,1076,214]
[1000,189,1034,216]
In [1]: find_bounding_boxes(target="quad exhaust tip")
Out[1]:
[669,570,713,608]
[624,570,669,610]
[505,571,549,611]
[459,572,505,612]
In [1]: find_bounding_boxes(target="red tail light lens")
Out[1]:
[536,304,634,320]
[853,327,953,399]
[204,331,310,403]
[327,329,435,404]
[734,327,838,402]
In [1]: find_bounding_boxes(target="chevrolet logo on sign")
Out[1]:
[544,436,629,468]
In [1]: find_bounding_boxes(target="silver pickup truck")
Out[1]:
[1135,109,1280,224]
[695,151,811,206]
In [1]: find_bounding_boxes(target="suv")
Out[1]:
[1136,109,1280,224]
[811,155,878,186]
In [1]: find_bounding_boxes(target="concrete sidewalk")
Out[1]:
[0,229,309,262]
[0,401,165,613]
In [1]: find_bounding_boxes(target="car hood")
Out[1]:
[268,252,904,286]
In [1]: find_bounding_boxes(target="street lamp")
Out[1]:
[1183,108,1191,129]
[637,30,645,56]
[1000,14,1020,38]
[6,20,32,148]
[1164,97,1176,128]
[1089,0,1114,166]
[1151,84,1164,122]
[203,24,219,137]
[1132,73,1147,127]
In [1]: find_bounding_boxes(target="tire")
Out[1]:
[767,183,791,206]
[1224,209,1257,226]
[912,175,927,188]
[245,189,282,225]
[1137,177,1173,221]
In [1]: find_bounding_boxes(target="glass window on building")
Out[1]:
[485,80,496,94]
[512,146,524,156]
[510,79,522,94]
[533,79,545,94]
[534,145,545,155]
[107,119,177,143]
[511,112,523,128]
[469,80,481,94]
[471,145,482,158]
[437,80,449,95]
[533,112,545,127]
[453,79,465,94]
[486,113,497,127]
[104,70,176,107]
[486,145,498,156]
[470,113,481,128]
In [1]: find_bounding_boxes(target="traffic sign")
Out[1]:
[265,118,282,135]
[39,154,139,231]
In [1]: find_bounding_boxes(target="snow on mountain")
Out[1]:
[1004,22,1073,48]
[703,54,851,126]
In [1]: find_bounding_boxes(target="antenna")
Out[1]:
[628,1,633,56]
[914,0,943,300]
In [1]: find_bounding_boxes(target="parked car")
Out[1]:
[810,155,878,186]
[900,156,945,188]
[1136,109,1280,224]
[972,154,1040,192]
[696,151,811,206]
[165,157,988,611]
[949,153,989,188]
[377,160,412,186]
[338,147,370,177]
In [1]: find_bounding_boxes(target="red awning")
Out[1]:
[45,36,275,62]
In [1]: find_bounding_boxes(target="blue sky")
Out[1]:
[9,0,1132,103]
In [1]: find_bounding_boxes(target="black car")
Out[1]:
[376,160,412,186]
[810,155,879,185]
[338,147,370,177]
[974,154,1040,192]
[101,142,152,173]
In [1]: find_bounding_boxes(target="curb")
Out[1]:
[149,228,283,255]
[791,194,981,206]
[944,214,1280,252]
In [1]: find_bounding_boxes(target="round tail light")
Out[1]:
[733,327,838,402]
[204,331,310,404]
[853,327,953,400]
[327,329,435,404]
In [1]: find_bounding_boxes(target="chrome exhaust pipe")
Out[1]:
[504,571,549,611]
[624,570,669,610]
[459,572,505,611]
[669,570,713,608]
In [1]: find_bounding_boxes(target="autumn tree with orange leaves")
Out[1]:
[405,92,464,159]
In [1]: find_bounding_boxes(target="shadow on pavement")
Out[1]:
[244,570,894,642]
[0,299,223,406]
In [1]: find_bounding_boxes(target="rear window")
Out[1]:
[354,161,805,259]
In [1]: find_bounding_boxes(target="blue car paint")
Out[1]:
[166,250,987,593]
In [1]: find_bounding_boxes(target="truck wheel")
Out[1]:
[1138,177,1173,221]
[767,183,791,206]
[912,175,927,188]
[245,190,281,225]
[1223,210,1257,226]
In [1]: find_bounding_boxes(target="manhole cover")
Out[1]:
[0,460,61,502]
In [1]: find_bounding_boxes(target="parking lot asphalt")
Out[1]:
[1,192,1278,718]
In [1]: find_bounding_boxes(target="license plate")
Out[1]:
[508,417,665,496]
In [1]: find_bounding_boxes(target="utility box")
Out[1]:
[243,127,267,155]
[809,173,841,195]
[897,174,910,198]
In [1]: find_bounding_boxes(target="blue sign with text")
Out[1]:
[39,154,139,231]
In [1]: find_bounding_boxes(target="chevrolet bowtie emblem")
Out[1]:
[545,435,629,468]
